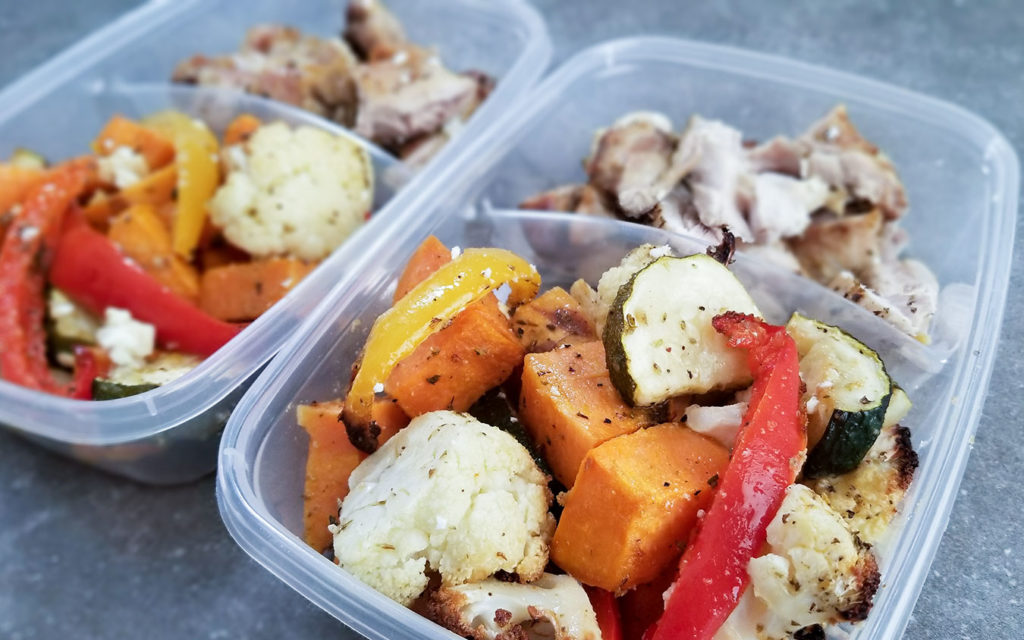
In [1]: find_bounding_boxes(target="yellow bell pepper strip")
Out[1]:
[141,111,219,258]
[0,161,91,395]
[647,312,806,640]
[342,248,541,452]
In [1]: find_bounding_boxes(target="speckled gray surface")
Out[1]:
[0,1,1021,638]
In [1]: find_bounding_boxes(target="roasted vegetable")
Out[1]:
[786,312,892,478]
[386,297,524,417]
[648,313,805,640]
[518,340,658,488]
[91,379,159,401]
[551,423,728,593]
[198,257,315,321]
[298,398,408,552]
[603,254,761,406]
[342,248,540,451]
[511,286,597,353]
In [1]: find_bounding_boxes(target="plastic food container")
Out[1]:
[217,38,1017,639]
[0,0,550,484]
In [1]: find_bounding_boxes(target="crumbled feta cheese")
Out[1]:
[97,146,149,189]
[648,244,674,259]
[373,382,385,394]
[450,246,462,259]
[96,308,156,370]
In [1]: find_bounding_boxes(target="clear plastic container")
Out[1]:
[0,0,550,483]
[217,38,1017,639]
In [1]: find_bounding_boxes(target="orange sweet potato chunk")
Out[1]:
[386,297,524,417]
[199,258,316,321]
[518,340,655,488]
[511,286,597,353]
[551,424,729,593]
[92,114,176,170]
[393,235,451,302]
[299,398,408,552]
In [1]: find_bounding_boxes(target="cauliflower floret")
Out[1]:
[331,411,555,606]
[209,122,373,260]
[95,308,156,371]
[806,424,918,546]
[715,484,879,640]
[683,401,747,449]
[426,573,601,640]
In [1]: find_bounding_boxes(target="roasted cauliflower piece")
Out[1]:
[426,573,601,640]
[331,411,555,606]
[209,121,372,261]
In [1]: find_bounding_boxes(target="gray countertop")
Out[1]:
[1,1,1021,638]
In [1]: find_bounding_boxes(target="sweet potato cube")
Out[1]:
[199,258,316,321]
[511,286,597,353]
[93,114,176,170]
[108,203,200,303]
[518,340,655,487]
[393,235,451,302]
[299,398,408,552]
[551,424,729,592]
[386,297,524,417]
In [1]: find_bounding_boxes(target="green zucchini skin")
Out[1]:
[603,271,640,407]
[603,254,761,407]
[787,313,894,479]
[91,379,159,401]
[803,394,891,478]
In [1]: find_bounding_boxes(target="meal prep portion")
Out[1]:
[521,106,938,342]
[0,111,372,400]
[174,0,493,167]
[296,237,918,640]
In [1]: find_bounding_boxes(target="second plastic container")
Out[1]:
[218,37,1017,640]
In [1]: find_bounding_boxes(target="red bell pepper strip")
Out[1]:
[50,217,242,357]
[68,346,111,400]
[646,312,806,640]
[584,587,623,640]
[0,163,90,394]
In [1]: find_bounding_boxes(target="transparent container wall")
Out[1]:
[219,38,1016,640]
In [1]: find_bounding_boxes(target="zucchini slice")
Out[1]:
[883,386,912,428]
[92,379,159,401]
[603,254,762,406]
[786,313,893,478]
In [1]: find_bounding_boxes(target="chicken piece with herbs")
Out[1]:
[520,105,940,341]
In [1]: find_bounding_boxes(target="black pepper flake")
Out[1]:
[663,482,670,487]
[603,418,612,424]
[707,474,719,488]
[426,375,441,384]
[576,412,589,420]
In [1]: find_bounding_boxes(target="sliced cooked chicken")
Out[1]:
[746,135,805,176]
[173,25,360,126]
[343,0,407,60]
[680,116,754,241]
[584,115,677,218]
[353,52,479,150]
[519,184,585,212]
[747,173,828,243]
[787,207,884,283]
[651,184,725,245]
[861,258,938,339]
[800,105,907,220]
